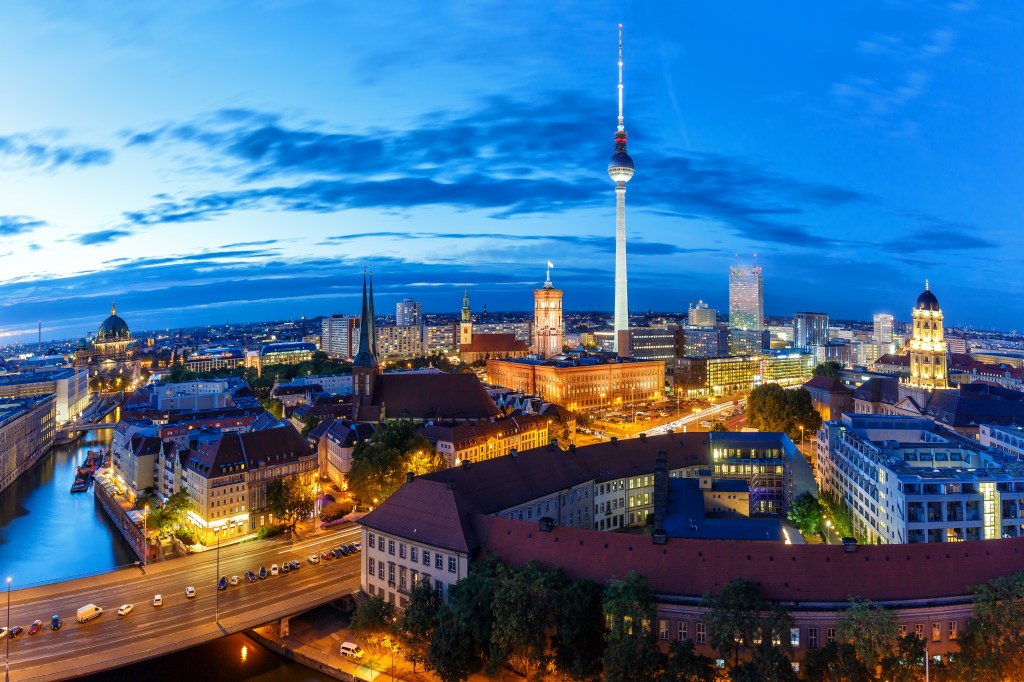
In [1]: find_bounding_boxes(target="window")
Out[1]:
[369,532,376,547]
[678,621,688,641]
[899,625,907,638]
[388,562,396,584]
[435,553,443,569]
[368,558,375,575]
[826,628,836,645]
[399,567,407,590]
[378,563,384,579]
[715,659,725,670]
[915,624,924,639]
[378,536,385,551]
[435,581,444,600]
[423,550,430,566]
[696,623,706,644]
[790,628,800,648]
[448,556,456,573]
[948,621,957,640]
[399,544,406,559]
[808,628,818,650]
[932,623,941,642]
[659,620,669,640]
[411,547,418,562]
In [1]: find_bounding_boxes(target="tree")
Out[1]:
[265,474,315,531]
[787,492,823,536]
[490,561,567,677]
[954,571,1024,682]
[347,420,444,505]
[819,489,858,541]
[554,578,606,680]
[447,555,502,673]
[350,594,397,654]
[702,579,793,669]
[300,413,320,438]
[428,604,482,682]
[802,642,872,682]
[602,571,664,682]
[878,634,926,682]
[836,599,899,672]
[399,580,441,673]
[813,361,843,378]
[709,421,729,432]
[161,490,196,531]
[746,384,822,440]
[729,644,798,682]
[661,639,715,682]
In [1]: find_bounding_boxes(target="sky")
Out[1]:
[0,0,1022,343]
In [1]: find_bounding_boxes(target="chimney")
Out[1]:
[461,459,471,470]
[652,528,668,545]
[842,537,858,553]
[652,450,669,530]
[406,471,415,484]
[538,517,554,532]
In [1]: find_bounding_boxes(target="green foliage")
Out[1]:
[261,398,284,419]
[162,490,196,528]
[813,361,844,378]
[447,555,501,673]
[953,571,1024,682]
[602,571,663,682]
[787,492,823,536]
[398,580,441,673]
[702,579,793,668]
[746,384,822,439]
[173,526,197,545]
[878,634,926,682]
[265,475,315,530]
[319,502,351,523]
[347,420,444,505]
[729,644,798,682]
[350,594,397,653]
[820,489,859,541]
[661,639,715,682]
[709,421,729,432]
[836,599,899,671]
[802,641,872,682]
[554,578,606,680]
[255,523,285,539]
[300,414,320,438]
[490,561,567,676]
[428,605,481,682]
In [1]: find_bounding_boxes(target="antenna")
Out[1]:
[617,24,625,132]
[38,321,42,353]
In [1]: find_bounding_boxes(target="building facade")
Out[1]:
[729,265,764,331]
[395,298,422,327]
[533,267,564,359]
[874,313,895,344]
[687,301,717,327]
[908,282,948,390]
[793,312,829,349]
[617,327,680,365]
[321,315,359,360]
[0,394,57,495]
[184,347,246,373]
[375,325,425,361]
[249,342,317,375]
[0,368,89,424]
[682,326,728,358]
[419,414,549,467]
[73,302,141,391]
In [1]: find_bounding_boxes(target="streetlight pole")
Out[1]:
[215,530,220,625]
[6,577,11,682]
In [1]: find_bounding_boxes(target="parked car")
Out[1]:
[352,542,361,552]
[152,594,163,607]
[307,554,320,564]
[0,627,7,640]
[50,615,61,631]
[321,550,334,561]
[339,641,364,659]
[8,626,23,639]
[258,566,267,579]
[28,620,43,635]
[346,544,358,554]
[185,586,196,599]
[280,562,290,574]
[289,560,300,570]
[218,577,227,591]
[244,571,257,583]
[229,575,240,586]
[117,604,134,617]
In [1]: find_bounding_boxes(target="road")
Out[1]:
[640,399,747,437]
[3,525,363,681]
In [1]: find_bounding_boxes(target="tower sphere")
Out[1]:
[608,149,634,182]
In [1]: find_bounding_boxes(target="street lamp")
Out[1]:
[6,577,11,682]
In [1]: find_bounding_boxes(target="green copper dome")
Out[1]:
[97,302,131,342]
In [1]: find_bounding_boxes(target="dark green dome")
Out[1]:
[97,302,131,342]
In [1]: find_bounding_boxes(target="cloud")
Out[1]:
[0,215,47,236]
[884,219,998,253]
[76,229,133,245]
[0,134,112,170]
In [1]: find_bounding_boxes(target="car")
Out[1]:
[289,560,300,570]
[0,627,7,640]
[321,550,334,561]
[229,575,240,586]
[352,542,361,551]
[307,554,320,564]
[218,576,227,590]
[270,563,280,576]
[28,620,43,635]
[153,594,163,606]
[185,586,196,599]
[50,615,61,631]
[339,641,365,659]
[258,566,267,579]
[117,604,134,617]
[346,544,359,553]
[244,571,258,583]
[8,626,23,639]
[330,548,342,559]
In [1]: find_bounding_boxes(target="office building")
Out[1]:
[533,265,564,359]
[687,301,717,327]
[793,312,829,349]
[0,368,89,424]
[618,327,680,364]
[247,342,316,375]
[979,424,1024,459]
[873,313,894,344]
[728,328,769,356]
[0,394,57,495]
[682,326,728,358]
[729,265,763,331]
[321,315,359,360]
[818,413,1024,544]
[673,356,761,397]
[375,325,425,361]
[395,298,422,327]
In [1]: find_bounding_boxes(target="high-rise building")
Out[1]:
[687,301,717,327]
[729,265,764,331]
[321,315,358,360]
[908,281,948,390]
[395,298,422,327]
[873,313,894,344]
[608,25,634,353]
[533,263,564,359]
[793,312,829,349]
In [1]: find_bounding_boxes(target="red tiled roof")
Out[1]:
[373,373,500,421]
[360,478,479,553]
[475,515,1024,604]
[461,334,528,353]
[875,353,910,367]
[803,376,853,393]
[418,413,547,447]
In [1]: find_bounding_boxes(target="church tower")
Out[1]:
[459,288,473,348]
[533,262,564,359]
[352,270,380,411]
[908,280,948,390]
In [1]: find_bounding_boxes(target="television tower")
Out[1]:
[608,24,634,352]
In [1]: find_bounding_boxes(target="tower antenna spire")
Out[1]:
[617,24,625,132]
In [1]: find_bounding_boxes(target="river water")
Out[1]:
[0,416,334,681]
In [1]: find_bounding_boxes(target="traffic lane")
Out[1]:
[7,552,362,669]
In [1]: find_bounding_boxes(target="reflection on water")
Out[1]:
[82,633,336,682]
[0,415,135,586]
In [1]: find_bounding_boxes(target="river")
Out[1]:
[0,415,334,681]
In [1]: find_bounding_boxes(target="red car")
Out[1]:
[28,620,43,635]
[321,550,334,561]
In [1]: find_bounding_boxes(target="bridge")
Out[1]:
[56,421,117,434]
[3,526,362,681]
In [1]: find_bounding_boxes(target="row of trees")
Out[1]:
[347,420,445,505]
[162,351,353,399]
[351,558,1024,682]
[745,384,822,440]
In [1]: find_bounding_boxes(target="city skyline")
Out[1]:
[2,2,1023,342]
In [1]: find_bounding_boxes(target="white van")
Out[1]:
[76,604,103,623]
[339,642,364,659]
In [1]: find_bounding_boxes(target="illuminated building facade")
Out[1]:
[184,347,246,373]
[793,312,829,349]
[687,301,717,327]
[74,302,141,391]
[395,298,422,327]
[248,342,316,375]
[533,264,564,359]
[321,315,359,360]
[0,394,56,495]
[873,313,894,344]
[728,265,764,331]
[907,281,948,390]
[673,356,761,397]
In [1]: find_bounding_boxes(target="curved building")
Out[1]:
[74,302,140,391]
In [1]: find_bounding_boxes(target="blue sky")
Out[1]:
[0,0,1021,343]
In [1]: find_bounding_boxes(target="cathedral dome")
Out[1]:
[915,284,940,312]
[97,302,131,342]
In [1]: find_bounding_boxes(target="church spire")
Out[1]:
[353,269,378,368]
